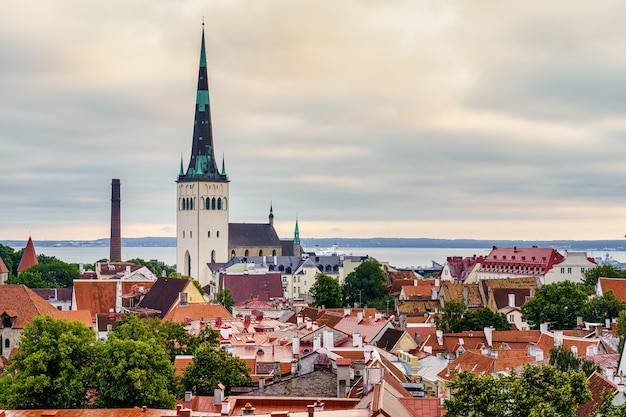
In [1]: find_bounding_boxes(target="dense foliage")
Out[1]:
[521,281,589,330]
[435,300,510,332]
[0,314,250,409]
[0,315,97,408]
[443,364,591,417]
[217,288,235,313]
[180,343,252,396]
[582,264,626,288]
[342,260,388,307]
[548,345,601,377]
[310,273,343,308]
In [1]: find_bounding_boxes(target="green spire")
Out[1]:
[294,215,300,245]
[221,153,226,176]
[179,154,185,176]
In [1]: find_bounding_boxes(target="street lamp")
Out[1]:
[357,289,363,308]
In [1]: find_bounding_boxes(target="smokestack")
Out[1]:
[110,179,121,262]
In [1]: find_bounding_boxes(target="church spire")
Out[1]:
[293,215,300,245]
[178,23,227,182]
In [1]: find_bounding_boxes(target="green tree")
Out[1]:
[217,288,235,313]
[126,257,176,279]
[180,344,252,396]
[310,273,342,308]
[580,290,626,323]
[0,243,16,277]
[443,371,509,417]
[0,315,97,409]
[464,308,511,331]
[548,345,600,377]
[435,300,468,333]
[521,281,589,330]
[342,260,388,307]
[6,270,48,288]
[443,364,591,417]
[22,261,80,288]
[94,334,176,409]
[582,264,626,288]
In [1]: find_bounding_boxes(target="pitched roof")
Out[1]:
[0,285,60,328]
[440,282,483,306]
[334,316,391,343]
[376,328,405,352]
[442,255,482,281]
[17,237,38,272]
[491,288,531,309]
[437,349,535,381]
[218,272,283,305]
[31,288,73,302]
[598,277,626,301]
[162,302,232,323]
[54,309,94,330]
[480,246,565,275]
[0,256,9,274]
[137,277,190,318]
[228,223,282,248]
[2,409,183,416]
[577,371,617,417]
[73,279,155,316]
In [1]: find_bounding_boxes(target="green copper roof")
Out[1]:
[294,216,300,244]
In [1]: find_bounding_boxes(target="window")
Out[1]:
[208,231,211,238]
[4,339,9,349]
[217,231,220,238]
[509,315,515,323]
[190,231,192,238]
[183,231,185,238]
[293,277,296,283]
[217,198,222,210]
[179,292,189,307]
[581,268,585,273]
[567,267,572,274]
[560,267,565,273]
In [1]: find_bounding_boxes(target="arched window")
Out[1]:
[217,198,222,210]
[207,231,211,238]
[231,250,236,258]
[217,231,220,238]
[190,231,192,238]
[272,250,277,256]
[211,250,216,263]
[259,250,263,256]
[211,197,216,210]
[244,250,249,256]
[286,267,292,274]
[183,231,185,238]
[200,197,204,209]
[184,251,191,276]
[205,198,210,210]
[223,198,228,210]
[4,339,8,349]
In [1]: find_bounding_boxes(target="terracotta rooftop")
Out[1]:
[480,246,564,275]
[577,371,617,417]
[334,316,391,343]
[2,408,183,416]
[598,277,626,301]
[0,285,60,328]
[54,309,94,330]
[219,272,283,305]
[17,237,38,273]
[73,279,155,317]
[162,302,232,323]
[437,349,535,381]
[0,256,9,274]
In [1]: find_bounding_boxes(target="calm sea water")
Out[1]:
[29,246,626,269]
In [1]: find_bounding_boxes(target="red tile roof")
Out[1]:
[2,408,182,416]
[17,237,38,273]
[54,309,94,330]
[598,277,626,301]
[441,255,482,282]
[577,371,617,417]
[162,302,232,323]
[480,246,564,275]
[73,279,155,317]
[0,285,60,328]
[334,316,391,343]
[0,256,9,274]
[218,272,283,305]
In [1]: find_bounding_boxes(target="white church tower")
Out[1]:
[176,25,229,286]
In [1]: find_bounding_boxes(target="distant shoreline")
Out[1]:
[2,237,625,251]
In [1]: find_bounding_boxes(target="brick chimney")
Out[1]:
[109,179,122,262]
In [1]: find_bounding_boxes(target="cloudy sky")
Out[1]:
[2,1,626,242]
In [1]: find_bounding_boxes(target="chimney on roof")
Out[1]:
[242,402,255,415]
[554,330,563,347]
[323,329,334,349]
[313,334,322,351]
[214,383,225,405]
[463,286,469,303]
[508,293,515,308]
[484,326,493,347]
[357,310,364,322]
[292,336,300,356]
[109,179,122,262]
[353,332,363,348]
[184,391,192,402]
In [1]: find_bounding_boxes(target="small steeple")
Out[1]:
[221,153,227,176]
[179,154,184,177]
[17,237,39,274]
[269,202,274,226]
[294,215,300,245]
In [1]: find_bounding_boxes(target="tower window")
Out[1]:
[208,231,211,238]
[183,231,186,238]
[205,199,210,210]
[217,231,220,238]
[217,198,222,210]
[190,231,192,238]
[212,197,216,210]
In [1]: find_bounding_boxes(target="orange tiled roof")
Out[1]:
[173,355,194,377]
[54,309,94,330]
[17,237,38,273]
[598,277,626,301]
[162,302,232,323]
[0,285,60,328]
[3,409,182,416]
[536,332,599,358]
[0,256,9,274]
[401,285,435,298]
[73,279,156,316]
[577,371,617,417]
[437,349,535,381]
[334,316,391,343]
